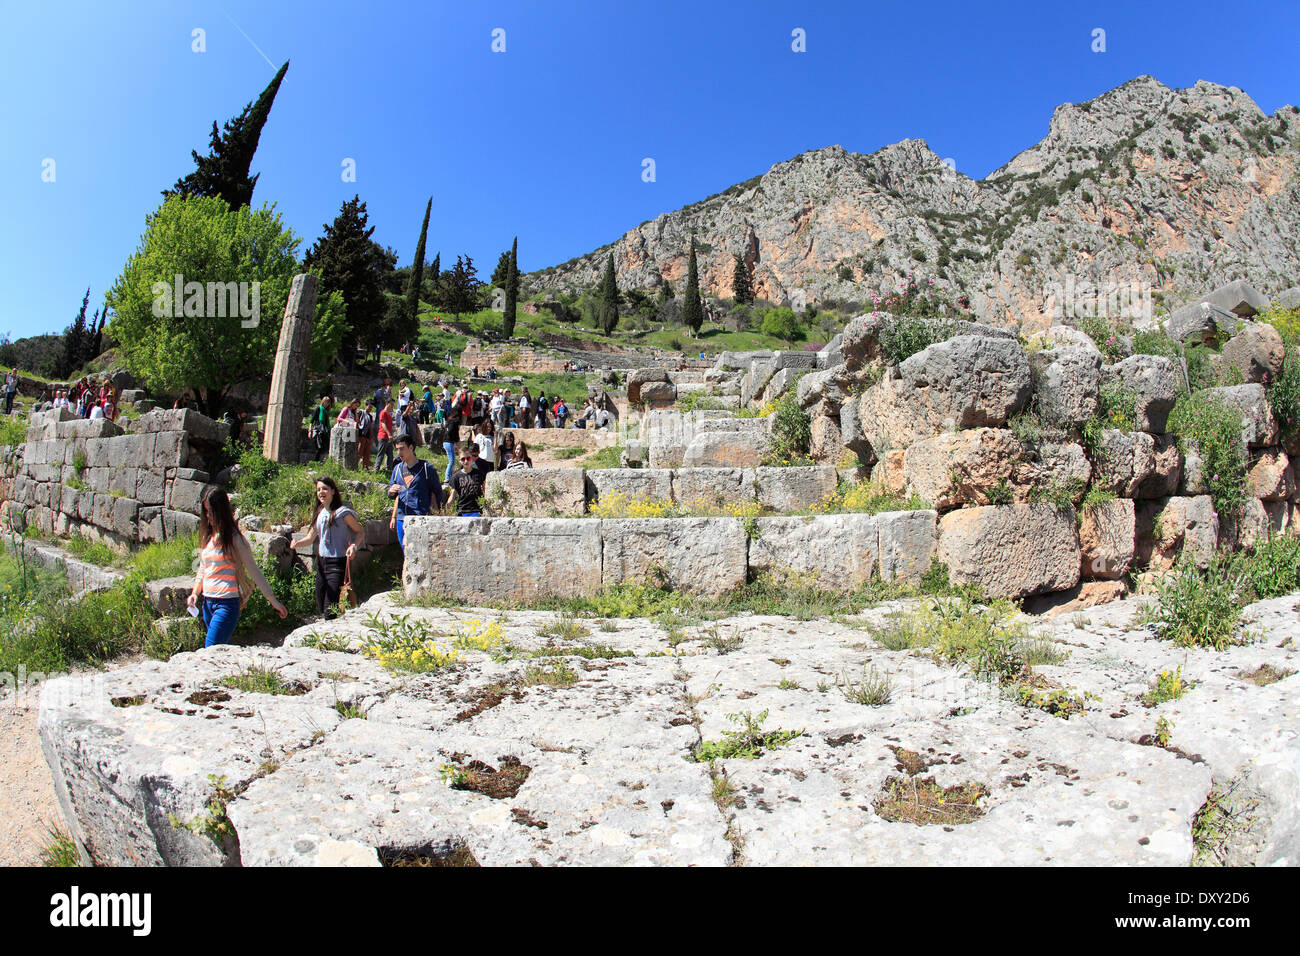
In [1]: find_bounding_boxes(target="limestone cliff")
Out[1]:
[525,77,1300,330]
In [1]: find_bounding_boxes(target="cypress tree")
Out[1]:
[166,61,289,209]
[682,237,703,335]
[597,254,619,335]
[732,252,753,304]
[503,237,519,338]
[405,197,432,328]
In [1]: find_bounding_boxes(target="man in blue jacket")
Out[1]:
[387,435,445,549]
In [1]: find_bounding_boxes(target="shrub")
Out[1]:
[1097,382,1138,432]
[1140,554,1245,650]
[1131,329,1179,358]
[1229,533,1300,602]
[764,393,812,465]
[1080,316,1127,363]
[759,307,805,342]
[1266,353,1300,441]
[1168,392,1247,517]
[879,315,957,366]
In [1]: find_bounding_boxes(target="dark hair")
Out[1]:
[462,441,479,456]
[394,434,413,449]
[200,486,242,554]
[513,441,533,466]
[312,476,344,525]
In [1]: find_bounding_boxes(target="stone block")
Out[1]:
[135,470,165,507]
[403,517,602,602]
[672,468,756,509]
[1166,301,1239,344]
[748,514,879,590]
[601,517,747,596]
[153,432,186,470]
[329,424,359,471]
[753,466,838,513]
[858,335,1031,453]
[110,497,140,540]
[1247,448,1294,501]
[1135,496,1218,571]
[1029,346,1102,429]
[139,507,164,543]
[876,509,937,583]
[937,503,1080,600]
[145,576,195,615]
[1202,384,1279,448]
[1222,323,1285,384]
[1201,279,1270,318]
[681,431,765,469]
[903,428,1022,510]
[627,368,668,404]
[483,467,587,517]
[163,509,200,540]
[169,478,210,515]
[585,468,675,507]
[1079,498,1136,580]
[1105,355,1180,433]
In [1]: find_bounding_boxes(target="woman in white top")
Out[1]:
[475,419,495,467]
[290,476,363,619]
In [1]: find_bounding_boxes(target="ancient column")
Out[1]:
[263,273,318,463]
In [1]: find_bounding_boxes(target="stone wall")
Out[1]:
[401,511,938,602]
[460,338,713,374]
[0,407,228,548]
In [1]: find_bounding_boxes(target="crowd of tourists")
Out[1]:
[304,378,610,471]
[44,377,122,422]
[193,374,613,647]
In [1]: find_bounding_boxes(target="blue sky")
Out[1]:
[2,0,1298,341]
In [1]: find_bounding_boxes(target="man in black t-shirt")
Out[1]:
[449,442,492,516]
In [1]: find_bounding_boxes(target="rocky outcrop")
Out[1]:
[525,78,1300,332]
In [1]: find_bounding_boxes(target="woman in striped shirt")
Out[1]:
[186,487,286,646]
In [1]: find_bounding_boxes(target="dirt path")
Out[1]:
[0,654,146,867]
[0,688,61,866]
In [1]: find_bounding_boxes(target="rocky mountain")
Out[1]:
[525,77,1300,331]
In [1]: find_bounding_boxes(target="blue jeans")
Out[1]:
[396,517,406,550]
[202,596,241,647]
[443,441,456,482]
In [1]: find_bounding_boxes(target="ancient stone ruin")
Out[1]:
[15,280,1300,867]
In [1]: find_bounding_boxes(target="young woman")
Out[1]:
[495,430,516,471]
[505,440,533,470]
[475,419,495,468]
[187,487,286,646]
[291,477,364,619]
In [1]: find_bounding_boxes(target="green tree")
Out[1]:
[304,195,390,358]
[682,237,703,335]
[165,61,289,210]
[439,255,481,319]
[596,253,620,335]
[732,253,753,305]
[491,250,512,289]
[106,195,345,416]
[502,237,519,338]
[404,197,432,331]
[56,288,91,378]
[760,306,804,342]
